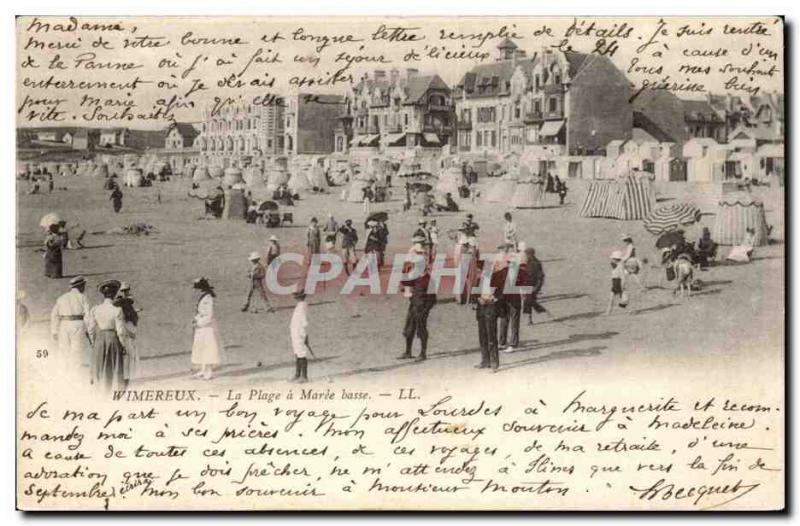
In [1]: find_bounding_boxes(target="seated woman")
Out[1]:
[696,227,717,268]
[726,228,756,263]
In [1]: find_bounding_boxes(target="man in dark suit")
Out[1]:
[475,261,507,371]
[398,250,436,362]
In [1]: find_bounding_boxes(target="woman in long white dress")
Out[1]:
[191,277,223,380]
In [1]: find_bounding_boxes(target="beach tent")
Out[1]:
[193,166,211,182]
[208,165,224,179]
[308,164,329,189]
[486,171,518,203]
[59,165,75,177]
[436,166,463,196]
[579,174,656,220]
[223,167,244,187]
[345,179,372,202]
[511,177,546,208]
[93,164,109,178]
[712,193,769,246]
[266,167,290,192]
[244,166,265,188]
[288,170,311,193]
[124,168,145,187]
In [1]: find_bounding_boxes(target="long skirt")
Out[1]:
[44,248,63,278]
[92,330,127,392]
[192,324,222,366]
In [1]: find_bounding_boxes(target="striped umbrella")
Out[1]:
[643,202,702,235]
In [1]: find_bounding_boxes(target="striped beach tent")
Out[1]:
[643,202,702,235]
[580,175,655,220]
[712,193,769,246]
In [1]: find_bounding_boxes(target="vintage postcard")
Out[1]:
[15,15,784,511]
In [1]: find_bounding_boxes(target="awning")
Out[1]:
[386,133,406,145]
[423,133,440,144]
[539,120,565,137]
[356,135,380,147]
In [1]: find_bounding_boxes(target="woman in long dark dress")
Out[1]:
[44,224,64,278]
[87,279,129,393]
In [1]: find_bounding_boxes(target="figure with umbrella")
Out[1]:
[258,200,280,227]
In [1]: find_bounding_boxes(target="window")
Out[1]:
[476,132,482,147]
[534,100,542,113]
[549,97,557,112]
[514,102,521,119]
[491,131,497,147]
[404,114,409,126]
[554,73,561,84]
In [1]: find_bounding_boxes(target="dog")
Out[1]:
[672,255,694,298]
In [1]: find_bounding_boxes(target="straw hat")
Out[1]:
[610,251,623,260]
[248,251,261,261]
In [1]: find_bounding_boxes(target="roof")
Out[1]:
[353,73,449,105]
[496,37,519,50]
[404,74,449,103]
[682,99,723,122]
[168,123,200,140]
[454,50,596,100]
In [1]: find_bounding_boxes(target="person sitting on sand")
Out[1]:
[696,227,718,268]
[726,227,757,263]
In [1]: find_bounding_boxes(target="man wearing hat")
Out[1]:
[494,243,526,353]
[289,291,311,383]
[376,218,389,269]
[323,213,339,253]
[398,247,436,362]
[364,221,382,266]
[605,251,628,315]
[50,276,92,372]
[475,261,506,371]
[242,252,274,313]
[266,235,281,267]
[338,219,358,275]
[306,217,322,268]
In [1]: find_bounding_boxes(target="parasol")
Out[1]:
[643,203,702,235]
[364,211,389,227]
[409,182,433,193]
[655,230,687,250]
[39,212,62,230]
[258,201,279,212]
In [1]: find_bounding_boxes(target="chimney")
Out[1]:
[406,68,419,80]
[374,69,386,81]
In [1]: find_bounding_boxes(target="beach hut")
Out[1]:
[683,138,728,183]
[223,188,247,220]
[712,193,769,246]
[579,174,656,220]
[755,143,784,184]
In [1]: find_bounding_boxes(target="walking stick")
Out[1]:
[305,339,332,383]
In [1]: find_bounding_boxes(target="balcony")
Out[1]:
[428,103,452,112]
[543,84,566,95]
[456,120,473,130]
[524,111,543,123]
[367,125,380,135]
[543,110,564,121]
[385,124,403,133]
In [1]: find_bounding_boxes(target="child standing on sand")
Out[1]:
[605,251,629,315]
